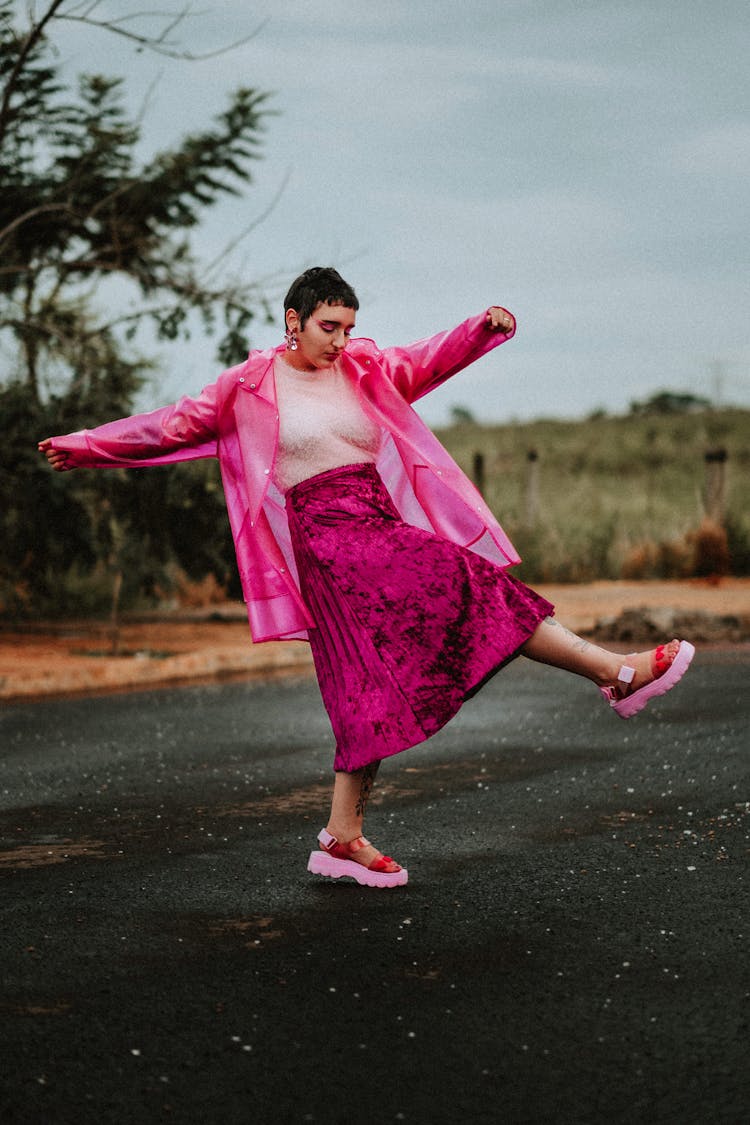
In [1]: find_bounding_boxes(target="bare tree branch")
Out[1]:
[56,6,269,61]
[204,167,292,280]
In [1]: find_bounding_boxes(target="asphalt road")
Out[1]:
[1,650,748,1125]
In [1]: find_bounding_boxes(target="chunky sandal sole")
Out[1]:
[307,849,408,888]
[606,640,695,719]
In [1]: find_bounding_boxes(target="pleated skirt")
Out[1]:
[285,462,554,772]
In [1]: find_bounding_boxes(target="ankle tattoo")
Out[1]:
[355,762,379,818]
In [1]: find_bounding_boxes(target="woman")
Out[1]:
[39,267,694,889]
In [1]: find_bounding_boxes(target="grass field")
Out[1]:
[436,408,750,583]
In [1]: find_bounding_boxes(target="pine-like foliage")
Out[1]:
[0,1,273,406]
[0,2,274,618]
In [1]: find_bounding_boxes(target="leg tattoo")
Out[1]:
[355,762,380,818]
[544,615,593,653]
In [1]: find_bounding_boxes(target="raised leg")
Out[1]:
[520,615,681,692]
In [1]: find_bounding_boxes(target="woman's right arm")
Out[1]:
[379,308,516,404]
[38,382,220,472]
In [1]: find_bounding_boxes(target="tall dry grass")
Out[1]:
[437,408,750,583]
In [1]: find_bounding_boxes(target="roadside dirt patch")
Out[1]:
[0,617,311,702]
[0,839,111,869]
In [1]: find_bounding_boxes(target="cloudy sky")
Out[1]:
[51,0,749,424]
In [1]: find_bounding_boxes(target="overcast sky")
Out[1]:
[51,0,749,424]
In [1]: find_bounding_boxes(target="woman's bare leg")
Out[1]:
[520,616,679,690]
[324,762,399,871]
[327,763,378,841]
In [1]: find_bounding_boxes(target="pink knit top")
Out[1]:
[272,355,383,492]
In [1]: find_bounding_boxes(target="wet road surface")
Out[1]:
[1,650,748,1124]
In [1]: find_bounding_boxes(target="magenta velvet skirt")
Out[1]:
[286,463,554,772]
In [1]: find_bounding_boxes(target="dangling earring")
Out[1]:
[285,327,298,351]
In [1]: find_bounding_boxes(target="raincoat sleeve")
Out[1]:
[378,310,516,404]
[46,382,220,469]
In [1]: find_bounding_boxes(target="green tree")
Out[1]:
[0,1,273,618]
[1,1,273,396]
[629,391,712,416]
[449,404,477,426]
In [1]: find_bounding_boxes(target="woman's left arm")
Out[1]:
[380,307,516,403]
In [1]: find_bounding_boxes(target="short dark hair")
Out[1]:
[283,267,359,328]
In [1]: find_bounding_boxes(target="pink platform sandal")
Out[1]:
[307,828,408,888]
[600,639,695,719]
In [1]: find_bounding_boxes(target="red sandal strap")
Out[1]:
[318,829,371,854]
[369,855,401,873]
[316,829,401,872]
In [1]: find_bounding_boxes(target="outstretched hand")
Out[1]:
[486,307,515,333]
[38,438,73,472]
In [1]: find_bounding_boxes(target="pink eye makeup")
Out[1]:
[314,319,354,336]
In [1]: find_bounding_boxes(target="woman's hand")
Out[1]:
[486,306,515,333]
[38,438,74,472]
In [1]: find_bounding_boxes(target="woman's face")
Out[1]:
[285,301,357,371]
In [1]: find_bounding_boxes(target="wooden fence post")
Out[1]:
[525,449,539,530]
[472,451,486,497]
[704,447,728,523]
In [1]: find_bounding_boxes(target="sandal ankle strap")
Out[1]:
[318,828,371,853]
[617,664,636,685]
